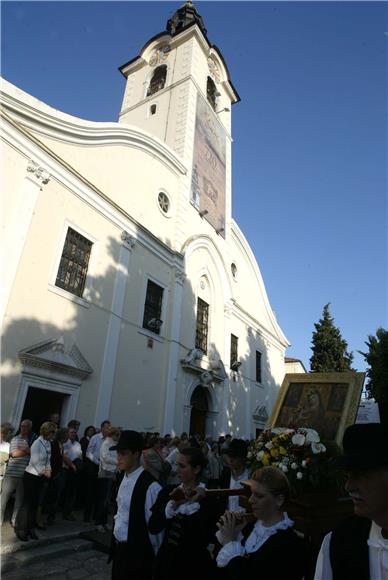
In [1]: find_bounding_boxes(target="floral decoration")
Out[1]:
[247,427,331,491]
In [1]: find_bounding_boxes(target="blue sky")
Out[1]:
[2,1,387,371]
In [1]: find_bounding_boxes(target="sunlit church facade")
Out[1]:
[1,2,290,438]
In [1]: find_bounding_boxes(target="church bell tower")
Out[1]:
[118,1,240,238]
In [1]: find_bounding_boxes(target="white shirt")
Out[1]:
[86,432,104,465]
[228,468,249,512]
[314,520,388,580]
[25,436,51,476]
[100,437,118,472]
[165,447,179,485]
[113,465,163,555]
[165,482,206,518]
[63,439,82,463]
[216,513,294,568]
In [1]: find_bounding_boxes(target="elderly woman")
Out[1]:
[149,446,217,580]
[14,421,56,542]
[216,466,307,579]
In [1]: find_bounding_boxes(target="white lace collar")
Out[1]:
[244,512,294,554]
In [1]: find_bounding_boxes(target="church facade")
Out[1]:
[1,2,289,438]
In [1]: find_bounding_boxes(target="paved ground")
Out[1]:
[1,510,112,579]
[3,547,112,580]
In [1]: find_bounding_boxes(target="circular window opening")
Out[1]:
[231,263,238,279]
[158,192,170,215]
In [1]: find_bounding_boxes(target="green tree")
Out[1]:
[310,304,354,372]
[360,328,388,426]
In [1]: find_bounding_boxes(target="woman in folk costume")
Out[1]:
[216,466,308,580]
[149,446,218,580]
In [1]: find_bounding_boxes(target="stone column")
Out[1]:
[1,160,50,324]
[162,267,186,435]
[94,231,135,425]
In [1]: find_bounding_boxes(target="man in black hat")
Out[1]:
[108,430,164,580]
[314,423,388,580]
[219,439,249,514]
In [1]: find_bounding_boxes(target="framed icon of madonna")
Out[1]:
[269,372,365,445]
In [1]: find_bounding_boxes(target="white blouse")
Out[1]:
[25,436,51,477]
[216,513,294,568]
[165,482,206,518]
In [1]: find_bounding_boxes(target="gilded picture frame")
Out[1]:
[269,372,365,445]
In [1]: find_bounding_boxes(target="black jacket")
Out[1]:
[219,525,308,580]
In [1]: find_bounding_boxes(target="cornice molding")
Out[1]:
[18,338,93,381]
[1,80,187,177]
[2,112,183,270]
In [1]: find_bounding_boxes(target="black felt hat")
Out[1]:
[331,423,388,470]
[224,438,248,459]
[110,430,144,451]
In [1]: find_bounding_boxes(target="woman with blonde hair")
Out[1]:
[216,466,308,579]
[15,421,56,542]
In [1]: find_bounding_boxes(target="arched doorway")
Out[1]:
[189,385,208,439]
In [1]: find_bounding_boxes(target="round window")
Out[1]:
[158,192,170,215]
[231,263,238,279]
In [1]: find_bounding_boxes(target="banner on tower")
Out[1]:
[191,94,226,237]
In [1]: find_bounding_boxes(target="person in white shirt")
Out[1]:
[14,421,56,542]
[108,430,163,580]
[62,426,83,520]
[314,423,388,580]
[84,419,110,522]
[95,426,120,532]
[220,439,249,514]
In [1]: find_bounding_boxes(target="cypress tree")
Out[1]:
[360,328,388,426]
[310,304,354,372]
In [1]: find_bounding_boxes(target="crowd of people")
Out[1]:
[1,417,387,580]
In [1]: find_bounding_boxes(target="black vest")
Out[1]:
[329,516,372,580]
[110,469,156,571]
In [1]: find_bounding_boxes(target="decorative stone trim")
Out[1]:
[18,338,93,380]
[26,160,50,185]
[174,268,186,285]
[121,231,136,250]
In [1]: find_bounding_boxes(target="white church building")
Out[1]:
[1,2,290,438]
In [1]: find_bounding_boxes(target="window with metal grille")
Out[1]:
[147,65,167,97]
[230,334,238,368]
[55,227,92,297]
[142,280,164,334]
[256,350,262,383]
[195,298,209,354]
[207,77,217,111]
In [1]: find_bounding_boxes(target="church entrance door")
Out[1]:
[189,385,208,439]
[21,386,68,432]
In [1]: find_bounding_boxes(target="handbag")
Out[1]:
[98,467,116,480]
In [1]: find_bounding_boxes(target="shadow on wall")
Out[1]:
[226,330,274,439]
[2,231,279,439]
[1,235,123,433]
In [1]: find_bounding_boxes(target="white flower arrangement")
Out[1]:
[247,427,329,490]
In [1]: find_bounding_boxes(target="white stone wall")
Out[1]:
[1,21,288,437]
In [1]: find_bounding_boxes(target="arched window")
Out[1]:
[207,76,217,111]
[147,65,167,97]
